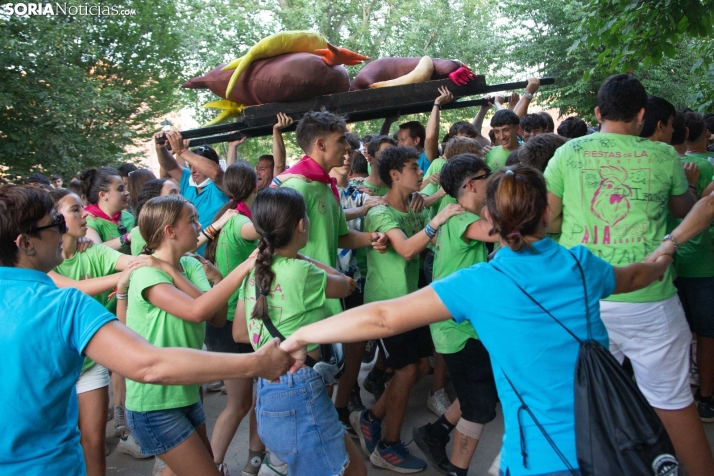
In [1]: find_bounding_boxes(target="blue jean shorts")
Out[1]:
[126,401,206,456]
[256,367,348,475]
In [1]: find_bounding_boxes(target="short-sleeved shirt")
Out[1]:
[484,145,511,171]
[430,212,485,354]
[668,154,714,278]
[417,151,430,175]
[240,257,327,353]
[214,214,258,321]
[0,267,116,475]
[179,168,229,254]
[130,226,146,256]
[363,205,428,303]
[87,210,135,254]
[421,158,447,220]
[431,239,613,475]
[361,178,389,196]
[544,132,688,302]
[54,244,123,372]
[125,256,212,412]
[281,179,349,316]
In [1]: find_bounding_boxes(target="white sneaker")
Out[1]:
[152,456,167,476]
[113,405,126,437]
[117,433,151,459]
[487,451,501,476]
[258,451,288,476]
[426,388,451,417]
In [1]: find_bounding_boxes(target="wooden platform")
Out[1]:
[159,76,554,145]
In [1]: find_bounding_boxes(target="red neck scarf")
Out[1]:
[85,204,122,224]
[280,155,339,201]
[234,201,252,219]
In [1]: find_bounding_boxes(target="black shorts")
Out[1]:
[205,319,253,354]
[442,338,498,424]
[342,278,365,310]
[378,326,433,370]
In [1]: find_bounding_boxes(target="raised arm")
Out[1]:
[226,136,247,167]
[273,113,293,175]
[154,132,184,183]
[380,111,400,136]
[472,99,492,134]
[512,78,540,119]
[165,131,224,185]
[425,87,454,161]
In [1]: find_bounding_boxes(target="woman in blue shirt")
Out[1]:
[281,165,673,476]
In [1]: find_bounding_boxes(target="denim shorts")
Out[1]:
[126,401,206,456]
[256,367,348,475]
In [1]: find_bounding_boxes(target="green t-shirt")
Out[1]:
[129,226,146,256]
[363,205,428,303]
[421,158,448,218]
[240,257,327,353]
[430,212,484,354]
[484,145,511,171]
[544,133,688,302]
[436,193,458,214]
[281,179,349,316]
[362,178,389,196]
[667,154,714,278]
[215,214,258,320]
[54,244,123,372]
[87,210,135,254]
[125,256,211,412]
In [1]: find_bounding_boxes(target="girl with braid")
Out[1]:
[233,187,366,476]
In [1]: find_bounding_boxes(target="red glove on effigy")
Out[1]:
[448,66,478,85]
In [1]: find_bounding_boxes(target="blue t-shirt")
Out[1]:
[431,239,614,475]
[0,267,116,475]
[179,168,229,254]
[417,151,430,175]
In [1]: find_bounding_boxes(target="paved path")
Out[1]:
[107,364,714,476]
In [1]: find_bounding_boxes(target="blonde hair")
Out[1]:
[138,195,189,254]
[444,136,483,159]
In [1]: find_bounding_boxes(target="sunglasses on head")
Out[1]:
[462,171,494,188]
[29,214,68,235]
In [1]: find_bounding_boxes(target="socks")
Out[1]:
[447,464,468,476]
[381,440,400,448]
[429,415,456,441]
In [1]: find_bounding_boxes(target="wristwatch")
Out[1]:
[523,92,534,100]
[662,234,678,253]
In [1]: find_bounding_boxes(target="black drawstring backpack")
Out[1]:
[492,251,679,476]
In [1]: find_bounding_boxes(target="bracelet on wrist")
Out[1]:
[115,292,128,301]
[207,225,218,236]
[433,103,441,109]
[272,177,283,187]
[201,229,214,241]
[424,224,438,239]
[175,148,186,157]
[688,183,696,189]
[662,234,678,253]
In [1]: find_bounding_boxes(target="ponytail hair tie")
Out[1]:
[505,169,515,176]
[260,232,270,239]
[507,231,521,238]
[259,288,270,296]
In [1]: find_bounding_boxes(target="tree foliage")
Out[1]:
[0,2,183,181]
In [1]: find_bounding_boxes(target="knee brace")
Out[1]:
[456,418,484,440]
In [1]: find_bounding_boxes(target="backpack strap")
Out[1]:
[256,283,318,368]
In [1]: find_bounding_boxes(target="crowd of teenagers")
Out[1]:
[4,73,714,476]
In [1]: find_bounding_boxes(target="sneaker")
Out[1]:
[348,384,366,414]
[257,451,288,476]
[426,389,451,417]
[362,340,378,364]
[339,410,358,438]
[117,433,151,459]
[218,462,230,476]
[698,400,714,422]
[487,451,501,476]
[370,441,426,473]
[206,381,224,392]
[690,367,700,387]
[242,449,265,476]
[153,456,167,476]
[113,405,126,437]
[412,424,449,474]
[351,409,381,457]
[363,370,386,402]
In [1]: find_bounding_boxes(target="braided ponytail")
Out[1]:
[250,188,307,321]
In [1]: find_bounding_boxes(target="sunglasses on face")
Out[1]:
[29,214,68,235]
[462,171,494,188]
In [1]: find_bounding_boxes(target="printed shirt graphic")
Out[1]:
[363,205,428,303]
[485,145,511,171]
[544,133,688,302]
[240,257,327,353]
